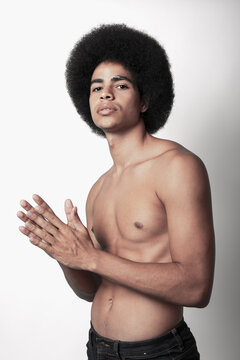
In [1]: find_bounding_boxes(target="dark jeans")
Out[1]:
[86,318,200,359]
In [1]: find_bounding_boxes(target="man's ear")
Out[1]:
[140,97,149,113]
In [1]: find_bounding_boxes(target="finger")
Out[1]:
[25,220,55,245]
[29,234,54,256]
[17,210,43,232]
[19,199,45,225]
[18,225,41,241]
[20,199,34,212]
[32,195,58,230]
[17,210,30,223]
[32,194,55,214]
[64,199,74,226]
[19,225,31,236]
[27,210,58,237]
[34,206,66,231]
[29,233,42,243]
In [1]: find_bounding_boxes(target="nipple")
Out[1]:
[134,221,143,229]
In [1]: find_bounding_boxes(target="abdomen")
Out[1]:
[91,279,183,341]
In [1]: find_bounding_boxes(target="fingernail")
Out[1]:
[30,237,37,244]
[66,199,71,207]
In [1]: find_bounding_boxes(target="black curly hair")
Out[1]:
[65,24,174,137]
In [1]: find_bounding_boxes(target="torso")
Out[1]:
[89,138,186,341]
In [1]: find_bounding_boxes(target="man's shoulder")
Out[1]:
[152,139,205,173]
[152,139,209,200]
[151,138,208,190]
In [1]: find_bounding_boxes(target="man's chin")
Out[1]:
[94,120,120,133]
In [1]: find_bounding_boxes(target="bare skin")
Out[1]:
[86,140,214,341]
[17,61,215,342]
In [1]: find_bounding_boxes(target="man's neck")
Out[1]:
[105,122,154,173]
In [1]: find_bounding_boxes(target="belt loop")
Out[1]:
[113,340,120,353]
[171,327,184,350]
[114,340,125,360]
[89,327,94,347]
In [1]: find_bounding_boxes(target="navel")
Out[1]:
[108,298,113,309]
[134,221,143,229]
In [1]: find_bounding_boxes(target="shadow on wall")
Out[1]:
[192,92,240,344]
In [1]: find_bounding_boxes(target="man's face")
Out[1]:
[89,61,146,134]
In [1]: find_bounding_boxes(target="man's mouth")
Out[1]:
[97,104,117,116]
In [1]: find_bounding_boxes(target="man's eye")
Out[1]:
[92,86,102,92]
[117,84,128,89]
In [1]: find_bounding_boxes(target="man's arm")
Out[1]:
[87,152,215,307]
[57,262,100,302]
[59,191,102,301]
[18,194,101,302]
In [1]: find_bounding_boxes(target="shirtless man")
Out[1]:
[17,25,215,359]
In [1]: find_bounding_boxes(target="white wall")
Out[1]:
[1,0,239,359]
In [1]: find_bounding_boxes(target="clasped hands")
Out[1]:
[17,194,97,270]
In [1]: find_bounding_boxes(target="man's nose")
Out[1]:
[100,89,114,100]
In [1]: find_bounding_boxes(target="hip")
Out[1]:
[86,317,200,360]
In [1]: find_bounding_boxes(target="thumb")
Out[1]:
[64,199,74,226]
[71,206,84,231]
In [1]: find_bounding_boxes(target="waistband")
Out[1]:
[89,318,187,352]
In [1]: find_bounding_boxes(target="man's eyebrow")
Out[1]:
[111,75,133,83]
[90,75,133,86]
[90,78,104,86]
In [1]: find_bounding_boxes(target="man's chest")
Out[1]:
[91,168,168,253]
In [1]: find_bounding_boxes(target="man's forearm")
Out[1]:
[88,250,211,308]
[58,262,101,302]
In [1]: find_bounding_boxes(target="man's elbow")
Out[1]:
[83,292,96,302]
[190,283,213,308]
[74,290,96,302]
[194,293,210,308]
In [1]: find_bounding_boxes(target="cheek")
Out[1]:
[89,96,93,110]
[126,97,142,115]
[89,97,95,117]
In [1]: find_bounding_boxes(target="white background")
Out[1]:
[1,0,240,359]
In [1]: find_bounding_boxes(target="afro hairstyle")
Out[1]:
[65,24,174,137]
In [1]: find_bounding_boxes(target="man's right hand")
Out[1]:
[17,194,83,246]
[17,194,101,299]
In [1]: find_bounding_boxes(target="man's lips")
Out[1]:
[97,104,117,115]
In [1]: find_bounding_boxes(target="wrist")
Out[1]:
[87,248,102,273]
